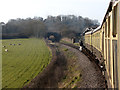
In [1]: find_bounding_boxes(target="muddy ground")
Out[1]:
[24,42,105,88]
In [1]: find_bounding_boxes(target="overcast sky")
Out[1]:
[0,0,110,24]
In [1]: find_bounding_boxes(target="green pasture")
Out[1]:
[2,38,52,88]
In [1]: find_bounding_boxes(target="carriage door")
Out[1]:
[112,5,118,88]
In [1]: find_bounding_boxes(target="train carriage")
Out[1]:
[82,0,120,89]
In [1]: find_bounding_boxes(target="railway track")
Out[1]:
[60,42,107,88]
[60,42,102,69]
[59,42,106,88]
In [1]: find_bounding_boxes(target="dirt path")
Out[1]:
[24,43,67,88]
[24,42,105,88]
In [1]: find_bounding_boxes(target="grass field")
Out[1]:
[2,38,52,88]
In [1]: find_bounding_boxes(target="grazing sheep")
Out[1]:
[18,43,21,45]
[3,46,6,48]
[13,44,15,46]
[5,49,8,52]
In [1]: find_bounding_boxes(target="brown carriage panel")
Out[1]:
[108,16,111,38]
[112,40,118,88]
[117,2,120,89]
[103,23,107,61]
[108,39,111,79]
[105,22,108,38]
[105,39,108,66]
[112,6,117,37]
[100,30,103,52]
[102,27,104,56]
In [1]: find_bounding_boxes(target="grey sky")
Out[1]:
[0,0,110,24]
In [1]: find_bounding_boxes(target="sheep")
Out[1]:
[3,46,6,48]
[5,49,8,52]
[18,43,21,45]
[12,44,15,46]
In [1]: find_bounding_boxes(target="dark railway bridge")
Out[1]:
[45,32,61,42]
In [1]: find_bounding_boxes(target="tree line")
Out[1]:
[2,15,99,39]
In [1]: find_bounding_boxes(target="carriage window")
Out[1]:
[108,16,110,38]
[113,6,117,37]
[105,22,107,37]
